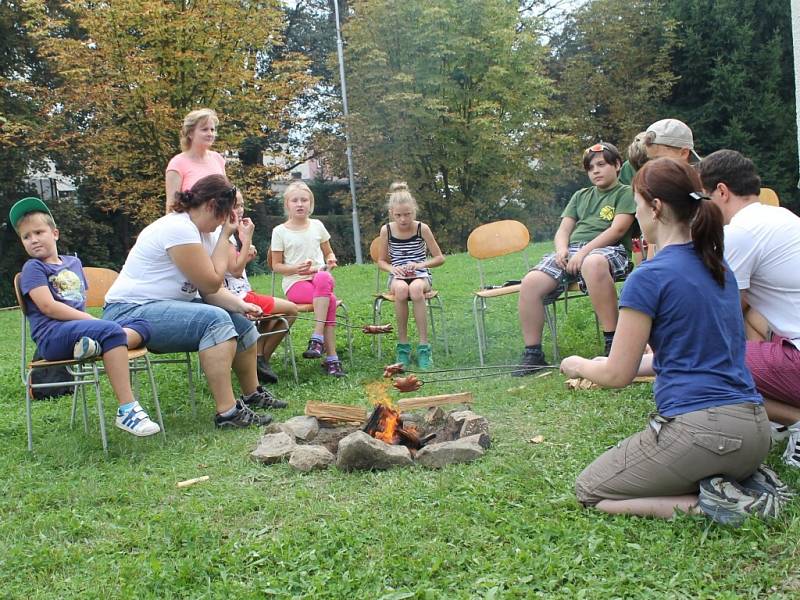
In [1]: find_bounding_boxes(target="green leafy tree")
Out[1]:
[662,0,798,208]
[338,0,558,249]
[27,0,317,223]
[549,0,679,150]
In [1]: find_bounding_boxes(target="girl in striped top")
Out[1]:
[377,182,445,369]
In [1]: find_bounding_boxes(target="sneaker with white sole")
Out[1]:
[770,421,790,443]
[115,402,160,437]
[241,386,288,409]
[698,475,778,526]
[73,336,103,361]
[782,427,800,468]
[740,464,794,505]
[214,400,272,429]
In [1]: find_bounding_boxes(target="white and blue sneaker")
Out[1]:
[782,426,800,468]
[115,402,160,437]
[73,337,103,361]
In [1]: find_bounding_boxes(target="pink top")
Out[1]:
[166,151,226,191]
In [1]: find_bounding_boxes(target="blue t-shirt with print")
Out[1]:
[619,243,761,417]
[20,255,87,345]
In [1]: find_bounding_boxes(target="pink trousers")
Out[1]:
[286,271,338,326]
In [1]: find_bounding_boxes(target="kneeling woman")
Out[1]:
[104,174,282,429]
[561,158,774,523]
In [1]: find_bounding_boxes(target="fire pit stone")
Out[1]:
[250,432,297,464]
[336,430,414,471]
[283,416,319,441]
[415,435,486,469]
[289,445,335,472]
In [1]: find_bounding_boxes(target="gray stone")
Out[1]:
[460,432,491,450]
[460,414,489,439]
[424,406,445,426]
[283,416,320,441]
[250,432,297,464]
[289,445,335,472]
[415,437,485,469]
[336,430,413,471]
[263,422,294,436]
[312,424,360,454]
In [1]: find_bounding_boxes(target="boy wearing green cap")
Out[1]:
[10,197,160,437]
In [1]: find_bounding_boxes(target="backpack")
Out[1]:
[30,348,73,400]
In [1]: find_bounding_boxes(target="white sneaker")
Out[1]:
[115,402,160,437]
[770,421,790,443]
[782,426,800,468]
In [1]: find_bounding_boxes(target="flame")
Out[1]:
[365,380,401,444]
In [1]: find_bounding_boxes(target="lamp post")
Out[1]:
[333,0,363,263]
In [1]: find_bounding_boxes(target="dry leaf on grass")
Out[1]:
[529,435,545,444]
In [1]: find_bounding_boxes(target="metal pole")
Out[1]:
[333,0,363,263]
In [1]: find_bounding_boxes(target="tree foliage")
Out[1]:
[549,0,679,149]
[662,0,798,207]
[338,0,559,249]
[27,0,317,223]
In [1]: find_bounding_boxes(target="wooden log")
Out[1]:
[396,392,473,411]
[305,402,366,424]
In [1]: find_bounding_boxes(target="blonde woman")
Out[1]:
[165,108,226,213]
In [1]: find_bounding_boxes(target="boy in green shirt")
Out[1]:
[514,142,635,374]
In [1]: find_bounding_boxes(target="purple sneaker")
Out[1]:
[322,359,346,377]
[303,339,324,359]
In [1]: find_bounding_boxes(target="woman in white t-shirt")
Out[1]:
[165,108,226,213]
[105,175,285,429]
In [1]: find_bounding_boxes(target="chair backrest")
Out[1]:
[83,267,119,308]
[759,187,780,207]
[369,237,384,292]
[467,220,530,260]
[13,273,27,315]
[14,273,31,379]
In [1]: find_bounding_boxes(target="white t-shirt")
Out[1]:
[270,219,331,294]
[223,234,252,298]
[724,202,800,348]
[106,212,216,304]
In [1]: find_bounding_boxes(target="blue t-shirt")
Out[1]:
[20,256,88,345]
[619,243,761,417]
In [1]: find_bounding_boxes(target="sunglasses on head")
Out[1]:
[584,143,609,154]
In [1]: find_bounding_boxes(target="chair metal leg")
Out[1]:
[70,381,79,427]
[336,303,354,364]
[373,297,384,360]
[144,354,166,440]
[81,381,89,433]
[285,325,299,384]
[25,374,34,452]
[186,352,197,417]
[544,302,560,362]
[91,362,108,457]
[432,296,449,356]
[473,296,486,366]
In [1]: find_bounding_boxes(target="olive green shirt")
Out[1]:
[561,182,636,252]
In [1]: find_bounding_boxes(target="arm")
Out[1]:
[321,240,337,270]
[165,170,182,214]
[227,218,255,278]
[168,220,236,296]
[566,213,635,275]
[560,307,651,387]
[553,217,577,268]
[410,223,445,270]
[28,286,96,321]
[202,287,261,318]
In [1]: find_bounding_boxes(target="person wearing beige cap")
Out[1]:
[644,118,702,164]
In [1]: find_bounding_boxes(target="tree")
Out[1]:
[549,0,679,150]
[337,0,558,249]
[662,0,798,208]
[27,0,317,224]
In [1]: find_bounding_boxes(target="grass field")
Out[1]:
[2,243,799,599]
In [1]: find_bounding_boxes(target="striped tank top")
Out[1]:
[387,222,429,278]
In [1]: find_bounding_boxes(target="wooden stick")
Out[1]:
[176,475,210,489]
[397,392,473,411]
[305,402,367,424]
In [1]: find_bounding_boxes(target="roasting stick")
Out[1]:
[391,363,560,375]
[289,315,394,334]
[391,365,560,392]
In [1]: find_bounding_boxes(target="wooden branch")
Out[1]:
[305,402,366,424]
[397,392,473,411]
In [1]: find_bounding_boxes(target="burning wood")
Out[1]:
[362,402,423,450]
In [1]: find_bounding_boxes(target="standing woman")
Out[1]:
[165,108,226,213]
[560,158,784,525]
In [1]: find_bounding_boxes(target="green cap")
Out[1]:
[8,197,54,233]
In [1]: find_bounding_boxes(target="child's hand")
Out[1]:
[246,245,257,262]
[238,217,255,241]
[242,301,263,319]
[566,249,587,276]
[554,249,570,269]
[390,265,407,277]
[297,258,314,276]
[222,209,239,236]
[560,355,584,379]
[404,262,419,275]
[326,256,338,270]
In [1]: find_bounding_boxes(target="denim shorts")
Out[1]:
[103,299,258,354]
[575,402,770,506]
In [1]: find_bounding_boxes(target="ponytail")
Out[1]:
[691,198,726,286]
[633,158,727,287]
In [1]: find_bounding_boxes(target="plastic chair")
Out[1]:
[15,271,164,455]
[759,187,780,207]
[84,267,196,416]
[368,237,449,360]
[267,250,354,365]
[467,220,531,365]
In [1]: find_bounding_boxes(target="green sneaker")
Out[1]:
[396,343,412,368]
[417,343,433,370]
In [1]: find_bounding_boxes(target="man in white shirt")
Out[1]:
[699,149,800,467]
